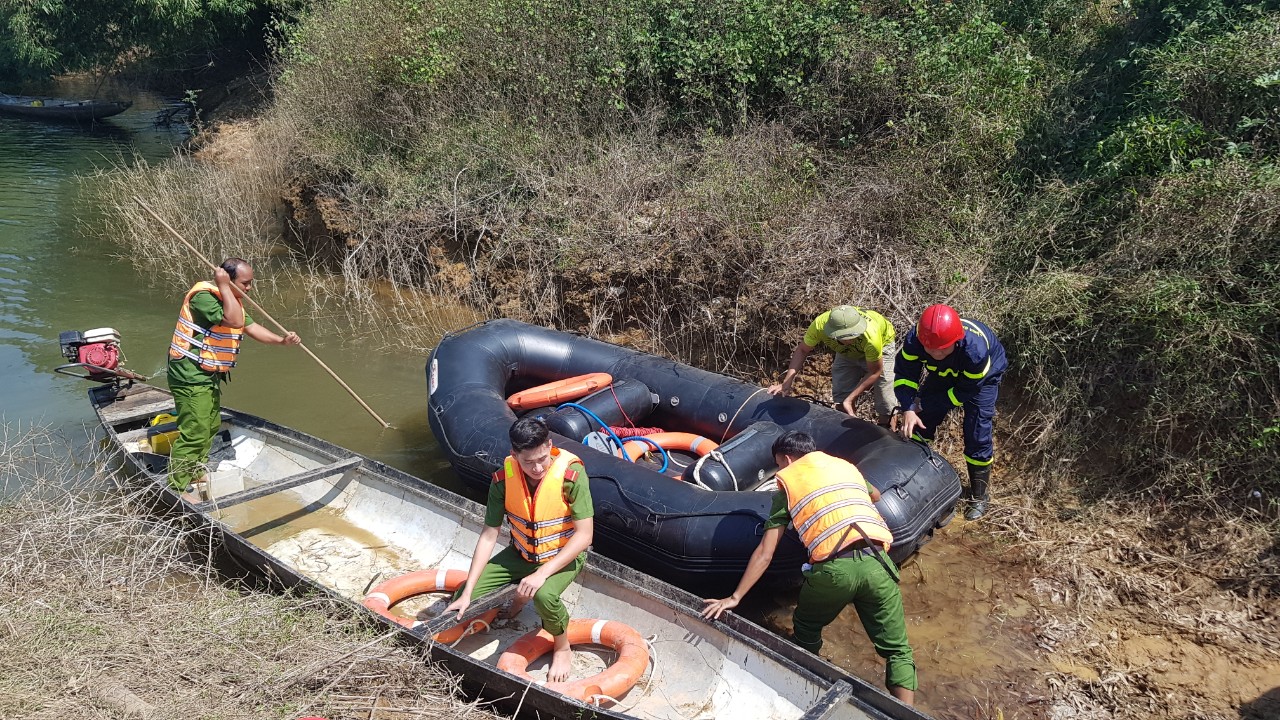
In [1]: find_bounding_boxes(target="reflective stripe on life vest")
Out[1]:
[776,451,893,561]
[168,281,243,373]
[501,447,579,564]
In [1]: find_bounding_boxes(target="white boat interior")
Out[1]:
[114,406,884,720]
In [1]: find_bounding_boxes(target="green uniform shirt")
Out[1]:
[167,290,254,387]
[484,460,594,527]
[803,308,895,362]
[764,476,877,530]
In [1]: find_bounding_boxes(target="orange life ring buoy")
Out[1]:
[621,432,719,461]
[362,568,498,644]
[506,373,613,411]
[496,618,650,705]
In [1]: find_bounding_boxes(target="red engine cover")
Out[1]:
[78,343,120,371]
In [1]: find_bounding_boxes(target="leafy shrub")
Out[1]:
[1145,14,1280,157]
[0,0,295,76]
[1093,115,1210,176]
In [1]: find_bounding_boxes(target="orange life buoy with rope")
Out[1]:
[621,432,719,461]
[496,618,650,706]
[362,568,498,644]
[506,373,614,411]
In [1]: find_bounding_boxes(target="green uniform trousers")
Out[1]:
[168,380,222,491]
[794,551,918,691]
[461,545,585,636]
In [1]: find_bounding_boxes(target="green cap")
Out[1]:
[824,305,868,341]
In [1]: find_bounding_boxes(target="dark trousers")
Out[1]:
[913,381,999,468]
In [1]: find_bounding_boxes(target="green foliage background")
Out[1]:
[0,0,295,77]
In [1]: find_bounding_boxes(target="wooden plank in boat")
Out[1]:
[196,456,362,511]
[799,680,854,720]
[100,397,177,427]
[413,586,517,638]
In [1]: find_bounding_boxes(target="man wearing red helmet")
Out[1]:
[894,305,1007,519]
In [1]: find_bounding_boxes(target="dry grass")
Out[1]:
[972,462,1280,720]
[86,115,479,355]
[89,117,300,296]
[0,425,502,720]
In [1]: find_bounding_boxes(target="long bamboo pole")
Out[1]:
[134,196,392,429]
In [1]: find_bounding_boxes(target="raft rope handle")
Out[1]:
[720,387,769,443]
[559,401,670,473]
[594,474,770,521]
[689,449,737,491]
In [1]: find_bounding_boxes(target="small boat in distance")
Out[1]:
[0,92,131,121]
[88,381,932,720]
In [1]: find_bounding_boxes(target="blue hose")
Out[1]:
[617,434,670,474]
[557,401,670,473]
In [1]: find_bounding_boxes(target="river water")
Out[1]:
[0,76,455,488]
[0,77,1050,720]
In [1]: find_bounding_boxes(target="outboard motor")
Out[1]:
[56,328,146,384]
[681,421,784,492]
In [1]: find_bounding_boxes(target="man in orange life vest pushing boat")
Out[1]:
[893,304,1006,520]
[167,259,300,501]
[702,430,917,706]
[446,416,595,683]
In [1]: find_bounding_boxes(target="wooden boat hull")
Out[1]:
[89,382,931,720]
[0,95,131,121]
[428,319,962,591]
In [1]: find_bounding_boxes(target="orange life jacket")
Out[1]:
[498,447,581,564]
[168,281,243,373]
[776,451,894,561]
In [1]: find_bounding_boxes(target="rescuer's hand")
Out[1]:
[444,596,469,619]
[701,594,740,620]
[898,409,926,440]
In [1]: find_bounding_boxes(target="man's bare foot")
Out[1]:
[499,598,529,620]
[547,646,574,683]
[180,482,206,503]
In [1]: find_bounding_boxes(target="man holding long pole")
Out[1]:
[167,258,300,500]
[136,196,390,430]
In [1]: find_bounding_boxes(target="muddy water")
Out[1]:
[741,525,1050,719]
[0,77,1052,719]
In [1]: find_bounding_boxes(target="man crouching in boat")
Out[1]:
[702,430,917,706]
[446,416,595,682]
[167,259,300,501]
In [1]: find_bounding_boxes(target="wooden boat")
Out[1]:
[428,319,961,591]
[0,92,131,121]
[89,381,932,720]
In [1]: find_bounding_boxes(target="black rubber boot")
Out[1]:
[965,464,991,520]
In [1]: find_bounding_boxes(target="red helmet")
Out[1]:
[916,304,964,351]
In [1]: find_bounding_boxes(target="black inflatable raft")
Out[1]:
[427,319,961,591]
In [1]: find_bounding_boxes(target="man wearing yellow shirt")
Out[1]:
[768,305,897,427]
